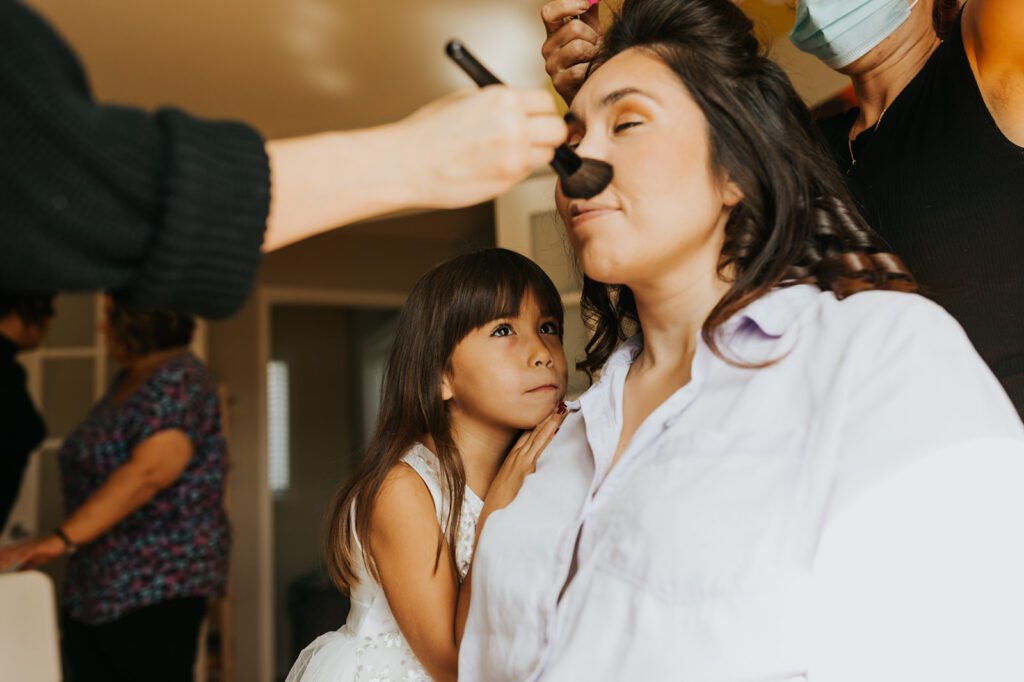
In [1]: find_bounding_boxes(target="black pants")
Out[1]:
[63,596,206,682]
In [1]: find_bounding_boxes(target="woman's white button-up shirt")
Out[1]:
[459,285,1024,681]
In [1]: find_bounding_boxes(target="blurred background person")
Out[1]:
[0,292,54,531]
[0,298,228,682]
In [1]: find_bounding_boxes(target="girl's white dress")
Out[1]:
[286,443,483,682]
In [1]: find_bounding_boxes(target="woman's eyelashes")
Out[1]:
[566,118,644,150]
[613,120,643,134]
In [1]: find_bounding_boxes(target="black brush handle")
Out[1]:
[445,40,503,88]
[446,39,584,177]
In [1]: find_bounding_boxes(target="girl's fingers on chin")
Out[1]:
[510,429,533,455]
[522,425,544,452]
[538,409,562,429]
[527,416,561,454]
[530,428,559,465]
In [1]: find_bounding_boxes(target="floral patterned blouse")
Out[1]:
[58,353,230,625]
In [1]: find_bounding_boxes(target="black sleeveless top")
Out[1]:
[817,11,1024,417]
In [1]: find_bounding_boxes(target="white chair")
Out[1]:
[0,570,62,681]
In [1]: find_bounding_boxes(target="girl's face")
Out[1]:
[556,48,742,289]
[442,289,567,432]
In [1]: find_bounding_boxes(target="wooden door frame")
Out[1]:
[252,287,405,681]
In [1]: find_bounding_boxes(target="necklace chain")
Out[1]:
[847,103,891,169]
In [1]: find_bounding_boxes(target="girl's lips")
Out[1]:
[526,384,559,393]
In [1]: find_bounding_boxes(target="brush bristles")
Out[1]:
[558,158,614,199]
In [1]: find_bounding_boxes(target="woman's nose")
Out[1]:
[574,133,603,161]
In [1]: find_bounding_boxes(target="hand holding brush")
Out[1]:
[445,40,613,200]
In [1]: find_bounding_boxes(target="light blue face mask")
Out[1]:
[790,0,919,69]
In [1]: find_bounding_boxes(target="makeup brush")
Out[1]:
[445,40,613,200]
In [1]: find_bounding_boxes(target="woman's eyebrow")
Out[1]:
[565,87,656,125]
[600,87,654,107]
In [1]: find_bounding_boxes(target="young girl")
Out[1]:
[286,248,569,682]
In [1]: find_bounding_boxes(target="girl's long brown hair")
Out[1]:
[325,248,564,593]
[577,0,917,379]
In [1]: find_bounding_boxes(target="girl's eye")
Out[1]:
[540,321,561,336]
[490,324,514,337]
[613,120,642,134]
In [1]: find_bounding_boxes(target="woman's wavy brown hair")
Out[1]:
[576,0,917,379]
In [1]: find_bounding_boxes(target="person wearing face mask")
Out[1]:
[1,0,567,319]
[541,0,1024,420]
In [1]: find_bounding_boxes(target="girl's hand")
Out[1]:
[0,535,65,572]
[456,403,569,646]
[482,403,569,517]
[542,0,603,104]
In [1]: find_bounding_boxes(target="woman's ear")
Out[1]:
[440,374,454,402]
[722,175,744,208]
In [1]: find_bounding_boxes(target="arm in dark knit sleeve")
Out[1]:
[0,0,270,319]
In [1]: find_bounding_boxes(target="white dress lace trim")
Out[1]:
[286,443,483,682]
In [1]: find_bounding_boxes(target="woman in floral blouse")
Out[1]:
[0,297,229,682]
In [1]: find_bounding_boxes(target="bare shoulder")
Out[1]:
[962,0,1024,145]
[368,463,441,544]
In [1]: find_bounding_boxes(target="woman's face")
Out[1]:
[557,48,741,289]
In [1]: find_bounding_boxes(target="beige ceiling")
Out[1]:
[27,0,846,141]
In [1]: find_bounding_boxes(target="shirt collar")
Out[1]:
[723,284,820,340]
[566,284,821,409]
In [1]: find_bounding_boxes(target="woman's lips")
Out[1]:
[569,202,619,226]
[571,208,617,226]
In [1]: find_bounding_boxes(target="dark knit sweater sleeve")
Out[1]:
[0,0,270,319]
